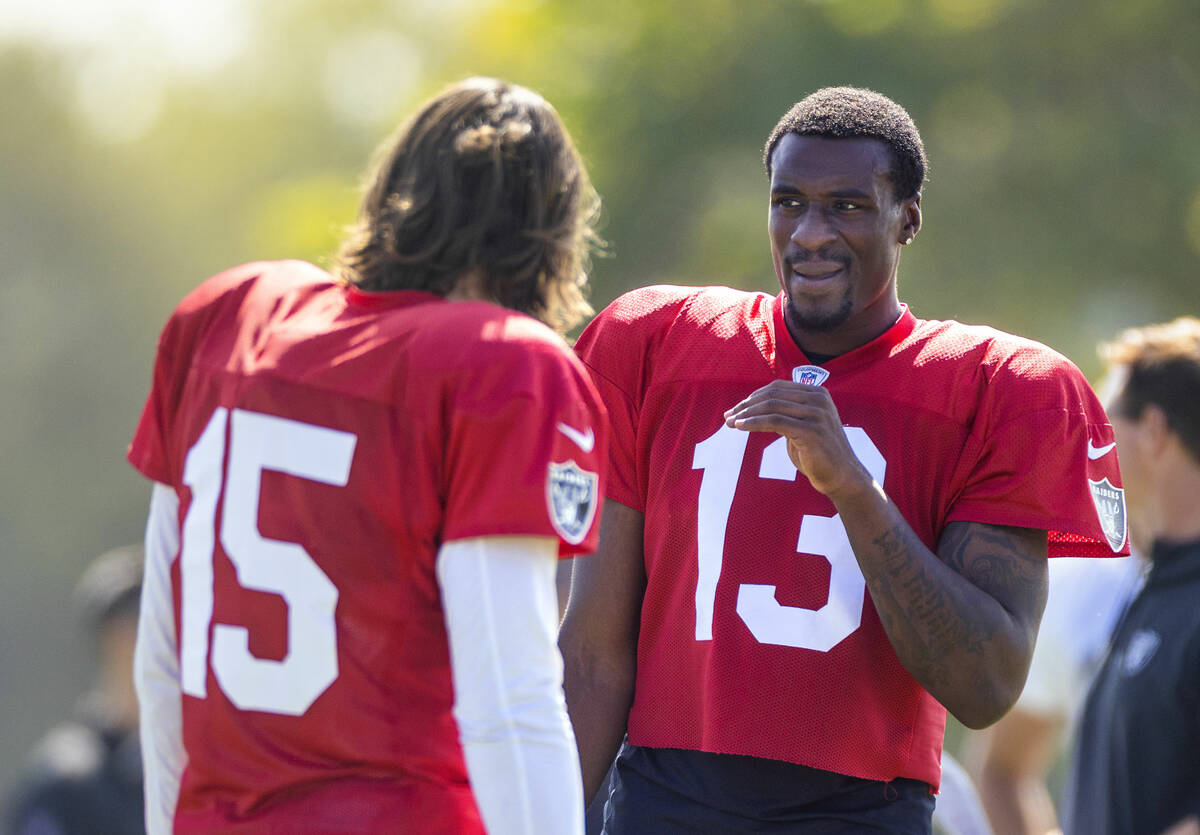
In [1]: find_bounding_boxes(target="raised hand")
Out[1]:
[723,380,874,500]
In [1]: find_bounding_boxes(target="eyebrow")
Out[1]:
[770,185,874,201]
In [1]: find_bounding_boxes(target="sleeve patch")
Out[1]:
[1088,477,1128,553]
[546,460,599,545]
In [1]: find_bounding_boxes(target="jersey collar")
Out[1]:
[344,285,445,309]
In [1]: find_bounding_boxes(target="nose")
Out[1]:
[790,205,836,250]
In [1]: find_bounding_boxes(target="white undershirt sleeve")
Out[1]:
[134,482,186,835]
[436,536,585,835]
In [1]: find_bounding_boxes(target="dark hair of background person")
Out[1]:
[762,86,928,202]
[1102,316,1200,464]
[73,544,143,630]
[334,76,602,334]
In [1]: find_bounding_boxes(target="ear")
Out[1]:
[899,193,921,245]
[1139,403,1172,457]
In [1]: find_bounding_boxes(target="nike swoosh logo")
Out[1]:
[557,422,595,453]
[1087,440,1117,460]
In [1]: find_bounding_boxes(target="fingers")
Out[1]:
[724,381,834,431]
[724,407,824,434]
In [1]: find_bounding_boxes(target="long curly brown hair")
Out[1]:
[335,77,602,334]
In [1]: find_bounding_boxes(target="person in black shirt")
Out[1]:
[1063,317,1200,835]
[5,546,144,835]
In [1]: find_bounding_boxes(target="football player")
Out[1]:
[129,78,606,834]
[560,87,1127,833]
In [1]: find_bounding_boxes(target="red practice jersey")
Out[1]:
[128,260,607,832]
[575,285,1126,790]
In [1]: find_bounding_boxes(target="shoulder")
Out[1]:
[162,260,333,349]
[15,722,105,788]
[911,318,1077,378]
[907,318,1093,411]
[595,284,768,329]
[416,300,578,365]
[174,259,330,316]
[580,284,771,357]
[7,722,140,835]
[413,301,594,402]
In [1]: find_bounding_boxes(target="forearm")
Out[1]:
[457,701,583,835]
[832,481,1045,727]
[560,635,637,803]
[976,766,1058,835]
[558,499,645,804]
[968,709,1064,835]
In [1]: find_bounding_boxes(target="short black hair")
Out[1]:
[764,87,928,201]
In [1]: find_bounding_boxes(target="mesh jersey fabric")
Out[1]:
[127,260,607,833]
[574,284,1126,790]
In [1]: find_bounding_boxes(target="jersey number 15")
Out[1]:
[179,407,357,716]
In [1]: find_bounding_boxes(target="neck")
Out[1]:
[1145,457,1200,553]
[446,268,491,304]
[787,296,902,358]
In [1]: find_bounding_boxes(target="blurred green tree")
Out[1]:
[1,0,1197,796]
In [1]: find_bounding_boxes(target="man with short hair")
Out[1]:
[1062,317,1200,835]
[129,77,607,834]
[5,546,145,835]
[560,86,1126,832]
[967,551,1141,835]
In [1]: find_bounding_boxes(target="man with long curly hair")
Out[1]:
[129,77,607,835]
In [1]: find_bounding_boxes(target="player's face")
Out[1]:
[1101,367,1149,550]
[768,134,920,355]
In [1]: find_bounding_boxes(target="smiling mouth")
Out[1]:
[790,262,845,282]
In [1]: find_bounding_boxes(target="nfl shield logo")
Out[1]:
[546,460,599,545]
[792,365,830,387]
[1088,477,1128,552]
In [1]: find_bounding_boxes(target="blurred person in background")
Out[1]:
[560,86,1127,834]
[5,545,145,835]
[966,553,1141,835]
[1061,317,1200,835]
[128,77,607,834]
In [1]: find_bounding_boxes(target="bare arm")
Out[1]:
[1160,816,1200,835]
[558,499,646,804]
[968,707,1065,834]
[726,380,1048,728]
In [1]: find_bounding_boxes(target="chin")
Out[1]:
[786,296,854,334]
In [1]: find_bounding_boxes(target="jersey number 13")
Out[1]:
[692,424,885,652]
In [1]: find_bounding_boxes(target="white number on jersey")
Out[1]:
[180,407,356,716]
[692,424,885,651]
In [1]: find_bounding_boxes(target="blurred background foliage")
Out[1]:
[2,0,1198,793]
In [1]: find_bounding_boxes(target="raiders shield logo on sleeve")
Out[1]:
[1088,477,1128,552]
[546,460,599,545]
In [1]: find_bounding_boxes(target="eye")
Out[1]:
[832,200,861,212]
[772,196,803,210]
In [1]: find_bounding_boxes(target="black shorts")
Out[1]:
[597,744,934,834]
